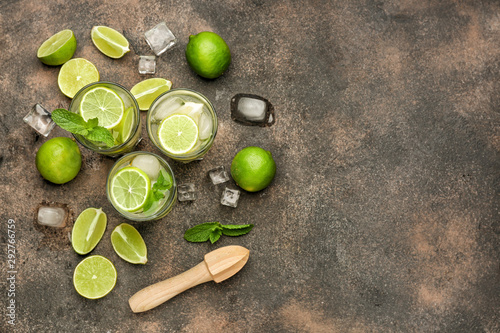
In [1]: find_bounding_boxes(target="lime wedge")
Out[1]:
[58,58,100,98]
[110,167,151,212]
[91,26,130,59]
[73,255,117,299]
[80,87,124,129]
[158,114,199,155]
[111,223,147,264]
[71,208,107,255]
[113,106,135,143]
[37,29,77,66]
[130,78,172,111]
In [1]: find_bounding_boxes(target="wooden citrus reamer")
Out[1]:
[129,245,250,313]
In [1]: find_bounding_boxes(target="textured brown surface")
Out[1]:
[1,0,499,332]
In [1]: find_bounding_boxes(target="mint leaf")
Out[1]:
[51,109,89,135]
[221,224,254,237]
[184,222,222,243]
[87,117,99,129]
[87,126,115,147]
[209,227,222,244]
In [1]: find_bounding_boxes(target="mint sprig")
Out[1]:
[184,222,254,244]
[51,109,115,147]
[143,171,173,212]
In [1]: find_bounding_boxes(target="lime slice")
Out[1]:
[131,78,172,111]
[111,223,148,264]
[71,208,107,255]
[91,26,130,59]
[37,29,77,66]
[110,167,151,212]
[58,58,99,98]
[113,106,134,143]
[158,114,199,155]
[73,255,117,299]
[80,87,124,129]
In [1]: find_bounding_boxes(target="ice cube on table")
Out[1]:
[198,112,212,140]
[221,187,240,208]
[132,155,161,180]
[37,206,67,228]
[154,97,185,121]
[208,166,230,185]
[138,55,156,74]
[23,104,56,137]
[231,94,275,127]
[144,22,177,56]
[178,183,196,202]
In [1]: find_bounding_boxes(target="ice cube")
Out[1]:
[208,166,230,185]
[178,183,196,202]
[23,104,56,137]
[198,112,212,140]
[132,155,161,180]
[144,22,177,56]
[175,102,204,123]
[154,97,185,121]
[231,94,275,127]
[138,55,156,74]
[221,187,240,208]
[37,206,67,228]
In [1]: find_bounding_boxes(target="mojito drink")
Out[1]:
[69,82,141,157]
[147,88,217,162]
[106,152,177,221]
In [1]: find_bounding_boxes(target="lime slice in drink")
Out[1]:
[80,87,124,129]
[110,167,151,212]
[58,58,100,98]
[37,29,77,66]
[71,208,107,255]
[111,223,148,264]
[73,255,117,299]
[131,78,172,111]
[113,106,134,143]
[158,114,199,155]
[91,26,130,59]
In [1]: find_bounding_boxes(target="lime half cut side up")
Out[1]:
[58,58,100,98]
[110,167,151,212]
[158,114,199,155]
[111,223,148,264]
[73,255,117,299]
[37,29,77,66]
[80,87,125,129]
[71,207,107,255]
[91,26,130,59]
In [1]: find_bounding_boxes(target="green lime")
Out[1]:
[185,31,231,79]
[110,167,151,212]
[111,223,147,264]
[131,78,172,111]
[36,137,81,184]
[112,107,134,143]
[231,146,276,192]
[158,114,199,155]
[91,26,130,59]
[80,87,124,129]
[71,208,107,255]
[37,29,77,66]
[73,255,117,299]
[58,58,100,98]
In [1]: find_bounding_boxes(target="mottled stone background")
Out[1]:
[1,0,499,332]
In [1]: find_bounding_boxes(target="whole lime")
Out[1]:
[230,146,276,192]
[36,137,82,184]
[185,31,231,79]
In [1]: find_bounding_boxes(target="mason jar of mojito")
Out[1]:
[106,151,177,221]
[69,82,141,157]
[147,88,218,163]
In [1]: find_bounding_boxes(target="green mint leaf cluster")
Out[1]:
[143,171,173,212]
[51,109,115,148]
[184,222,254,244]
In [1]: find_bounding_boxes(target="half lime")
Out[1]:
[73,255,117,299]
